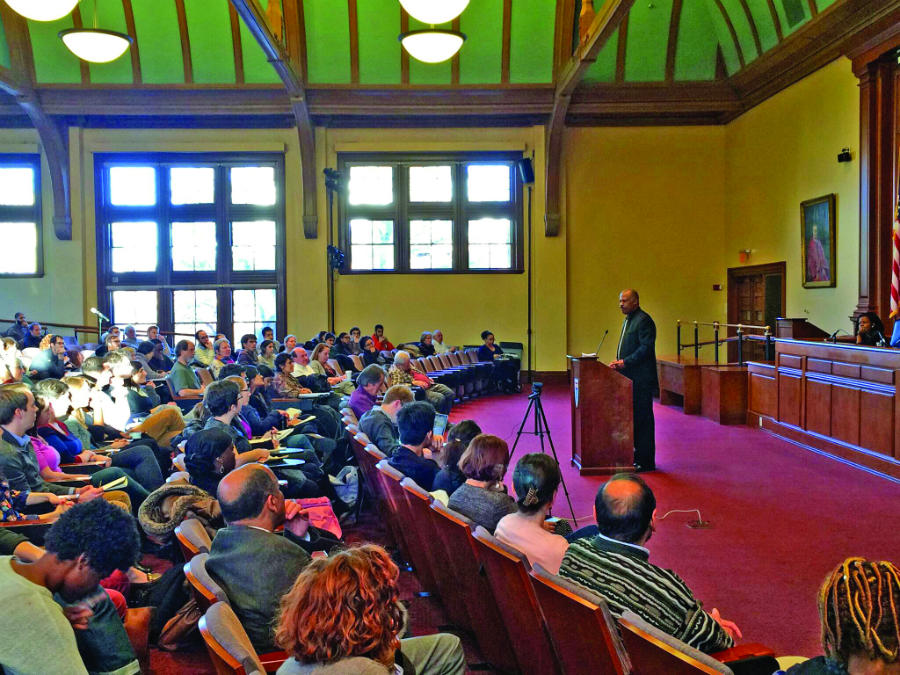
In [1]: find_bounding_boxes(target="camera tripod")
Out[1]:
[509,383,577,525]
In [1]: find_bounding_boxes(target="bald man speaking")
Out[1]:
[609,289,657,471]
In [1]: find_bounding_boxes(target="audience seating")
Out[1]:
[196,368,214,387]
[429,501,519,674]
[167,470,190,483]
[349,354,365,371]
[185,552,229,612]
[175,519,212,561]
[618,611,733,675]
[472,526,562,675]
[529,563,630,675]
[199,602,286,675]
[165,378,201,410]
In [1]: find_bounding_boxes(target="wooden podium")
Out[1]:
[568,356,634,475]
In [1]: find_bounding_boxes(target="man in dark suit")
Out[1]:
[610,289,657,471]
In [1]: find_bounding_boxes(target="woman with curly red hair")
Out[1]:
[275,544,465,674]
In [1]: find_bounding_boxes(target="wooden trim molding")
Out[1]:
[174,0,194,84]
[230,0,318,238]
[501,0,512,84]
[736,0,762,58]
[122,0,142,84]
[348,0,359,84]
[665,0,682,84]
[711,0,745,68]
[229,3,245,84]
[400,10,409,85]
[545,0,635,236]
[70,5,92,85]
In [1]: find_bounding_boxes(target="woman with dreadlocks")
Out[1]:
[784,557,900,675]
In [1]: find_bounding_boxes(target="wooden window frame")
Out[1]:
[0,153,43,278]
[94,152,286,339]
[337,151,525,275]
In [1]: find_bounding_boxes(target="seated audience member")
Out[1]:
[206,464,325,651]
[371,324,394,352]
[309,343,354,396]
[4,312,29,344]
[1,337,26,385]
[329,332,357,373]
[387,401,440,491]
[447,434,516,532]
[856,312,886,347]
[258,339,277,370]
[348,364,384,420]
[290,347,340,408]
[432,420,481,496]
[183,427,241,496]
[432,329,457,354]
[359,385,414,458]
[23,322,43,349]
[282,334,298,354]
[348,327,363,355]
[360,336,386,366]
[201,381,269,459]
[0,386,103,505]
[323,333,336,348]
[210,338,234,378]
[784,557,900,675]
[270,352,313,398]
[388,350,455,414]
[237,334,259,365]
[146,325,169,352]
[193,329,215,367]
[137,340,173,373]
[94,331,122,358]
[495,454,569,574]
[275,544,465,675]
[418,331,436,357]
[291,346,316,378]
[559,473,738,653]
[168,340,205,397]
[260,325,279,348]
[29,334,71,381]
[121,325,139,348]
[0,499,141,675]
[78,356,132,434]
[0,471,69,523]
[477,330,520,393]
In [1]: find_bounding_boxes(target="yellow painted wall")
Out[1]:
[724,58,860,335]
[564,125,728,362]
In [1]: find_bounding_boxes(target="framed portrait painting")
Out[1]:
[800,194,836,288]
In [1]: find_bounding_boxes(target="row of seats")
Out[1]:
[340,409,770,675]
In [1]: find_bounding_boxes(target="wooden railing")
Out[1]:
[676,320,774,365]
[0,318,99,344]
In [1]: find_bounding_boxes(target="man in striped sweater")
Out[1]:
[559,474,741,654]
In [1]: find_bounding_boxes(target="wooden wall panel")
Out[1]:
[749,371,776,417]
[830,385,861,446]
[778,374,801,426]
[805,379,831,436]
[860,390,893,456]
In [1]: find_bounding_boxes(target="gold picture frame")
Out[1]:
[800,194,836,289]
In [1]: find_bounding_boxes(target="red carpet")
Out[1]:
[448,383,900,658]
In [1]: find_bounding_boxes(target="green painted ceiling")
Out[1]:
[0,0,842,88]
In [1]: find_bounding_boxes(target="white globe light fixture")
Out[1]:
[399,29,466,64]
[3,0,79,22]
[59,27,132,63]
[398,0,469,25]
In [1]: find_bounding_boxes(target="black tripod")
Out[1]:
[509,383,577,525]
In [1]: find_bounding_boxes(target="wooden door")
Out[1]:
[727,262,786,363]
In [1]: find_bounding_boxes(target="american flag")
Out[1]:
[892,193,900,319]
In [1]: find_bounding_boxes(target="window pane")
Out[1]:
[467,164,510,202]
[0,222,37,274]
[111,221,157,272]
[232,289,277,340]
[170,167,215,205]
[230,166,276,205]
[409,220,453,270]
[349,219,395,270]
[348,166,393,205]
[174,290,217,339]
[171,222,216,271]
[112,291,157,333]
[231,221,275,271]
[409,165,452,202]
[109,167,156,206]
[468,218,512,269]
[0,168,35,206]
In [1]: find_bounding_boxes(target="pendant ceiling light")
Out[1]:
[399,29,466,64]
[3,0,79,22]
[58,0,131,63]
[398,0,469,25]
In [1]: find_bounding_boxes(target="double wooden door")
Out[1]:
[727,262,785,363]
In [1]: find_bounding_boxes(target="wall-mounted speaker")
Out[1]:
[516,157,535,185]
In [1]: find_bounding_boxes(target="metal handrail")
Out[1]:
[676,319,773,365]
[680,320,770,330]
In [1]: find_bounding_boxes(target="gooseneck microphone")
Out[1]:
[89,307,111,322]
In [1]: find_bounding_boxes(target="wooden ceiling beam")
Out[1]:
[0,7,71,241]
[122,0,142,84]
[545,0,635,236]
[230,0,318,239]
[665,0,683,83]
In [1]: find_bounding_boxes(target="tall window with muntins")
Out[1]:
[338,152,523,273]
[95,154,285,340]
[0,155,42,277]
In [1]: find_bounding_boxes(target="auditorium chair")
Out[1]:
[174,518,212,561]
[472,526,562,675]
[327,358,344,376]
[0,519,51,545]
[165,378,202,411]
[349,354,365,371]
[429,501,519,674]
[529,563,630,675]
[400,477,471,629]
[339,407,357,425]
[375,460,437,593]
[196,367,214,388]
[199,602,287,675]
[60,460,109,475]
[185,552,229,613]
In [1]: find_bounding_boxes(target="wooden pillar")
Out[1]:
[853,53,896,323]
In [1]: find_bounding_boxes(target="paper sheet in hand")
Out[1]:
[249,428,293,444]
[99,475,128,492]
[266,458,305,467]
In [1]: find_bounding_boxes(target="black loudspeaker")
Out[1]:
[516,157,535,185]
